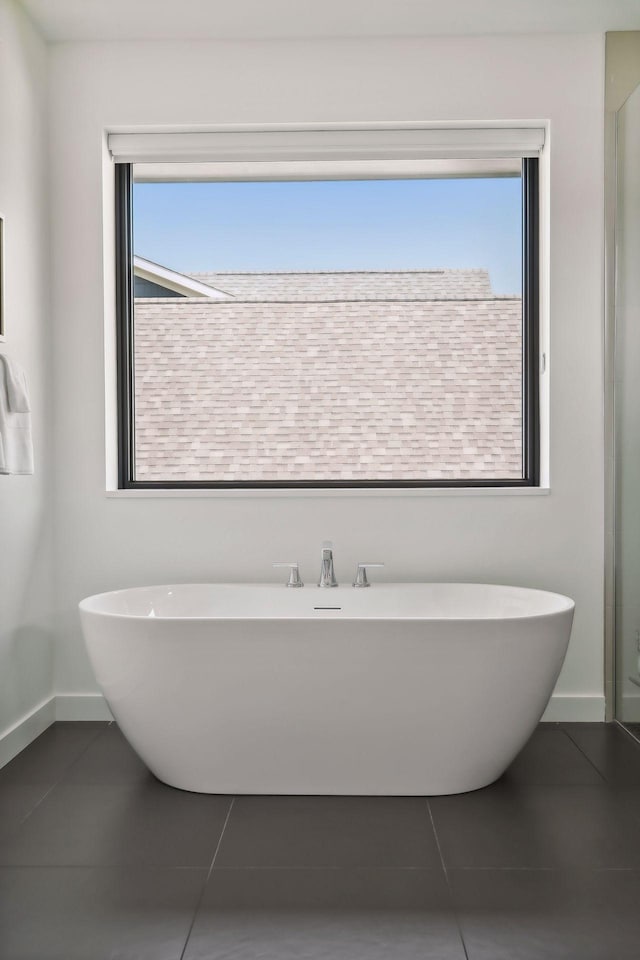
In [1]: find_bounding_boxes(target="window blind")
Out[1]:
[108,124,546,165]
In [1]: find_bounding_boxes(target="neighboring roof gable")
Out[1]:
[187,268,496,302]
[133,256,234,299]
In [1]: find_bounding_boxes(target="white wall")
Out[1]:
[49,34,605,718]
[0,0,52,752]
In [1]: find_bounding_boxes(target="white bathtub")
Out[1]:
[79,582,574,796]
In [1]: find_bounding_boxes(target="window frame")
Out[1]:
[115,159,540,490]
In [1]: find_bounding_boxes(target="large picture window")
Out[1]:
[113,126,540,489]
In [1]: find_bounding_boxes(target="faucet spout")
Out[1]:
[318,541,338,588]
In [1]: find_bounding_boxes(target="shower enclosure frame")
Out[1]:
[605,32,640,727]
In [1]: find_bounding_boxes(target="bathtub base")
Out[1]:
[79,583,575,797]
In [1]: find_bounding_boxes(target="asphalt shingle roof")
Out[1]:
[188,268,496,302]
[133,270,522,482]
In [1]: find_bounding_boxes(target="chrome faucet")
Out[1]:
[318,540,338,588]
[352,562,385,588]
[273,562,304,587]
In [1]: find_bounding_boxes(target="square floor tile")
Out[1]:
[501,727,604,786]
[0,866,205,960]
[451,869,640,960]
[562,723,640,785]
[184,868,466,960]
[0,723,107,787]
[215,796,439,868]
[0,782,231,867]
[429,784,640,869]
[61,724,151,786]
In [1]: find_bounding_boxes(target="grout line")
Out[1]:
[0,863,215,871]
[179,797,235,960]
[2,863,614,873]
[426,800,447,878]
[426,799,470,960]
[453,865,556,872]
[13,783,59,832]
[559,727,608,783]
[11,722,111,831]
[453,866,640,873]
[614,719,640,748]
[45,722,112,782]
[207,798,235,877]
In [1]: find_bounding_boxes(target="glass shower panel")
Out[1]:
[615,82,640,727]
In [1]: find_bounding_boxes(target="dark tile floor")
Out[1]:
[1,722,640,958]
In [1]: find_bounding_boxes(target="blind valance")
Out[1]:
[108,124,546,165]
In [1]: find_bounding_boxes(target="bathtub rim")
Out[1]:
[78,581,575,624]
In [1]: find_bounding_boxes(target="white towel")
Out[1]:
[0,354,34,475]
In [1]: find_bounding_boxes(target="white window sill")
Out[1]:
[106,486,551,500]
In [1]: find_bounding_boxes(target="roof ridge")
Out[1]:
[140,295,521,304]
[188,268,490,277]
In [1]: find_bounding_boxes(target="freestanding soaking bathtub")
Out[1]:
[79,583,574,795]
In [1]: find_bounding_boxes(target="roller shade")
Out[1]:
[108,124,546,165]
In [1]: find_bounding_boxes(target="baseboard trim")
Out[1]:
[0,697,56,769]
[618,693,640,723]
[0,692,609,771]
[48,692,611,724]
[54,694,114,722]
[541,695,606,722]
[0,694,113,770]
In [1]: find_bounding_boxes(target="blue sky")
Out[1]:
[133,176,522,295]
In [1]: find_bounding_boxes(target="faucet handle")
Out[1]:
[352,562,384,588]
[273,562,304,588]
